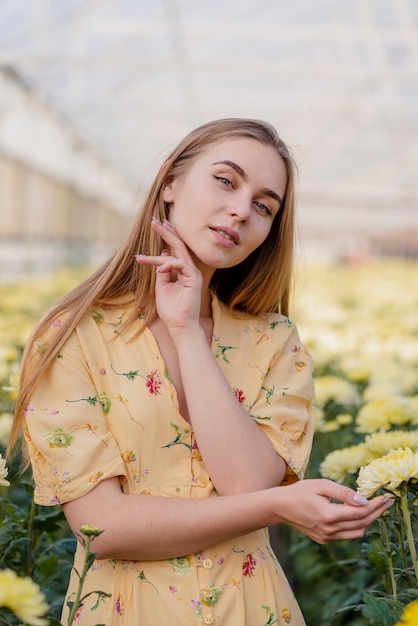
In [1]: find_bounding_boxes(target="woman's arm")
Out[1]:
[172,324,288,493]
[63,476,392,561]
[136,220,303,495]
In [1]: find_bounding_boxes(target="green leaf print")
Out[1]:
[88,308,105,324]
[66,392,112,416]
[66,395,100,406]
[111,364,141,380]
[249,412,271,422]
[136,570,158,593]
[162,423,193,451]
[269,319,292,330]
[215,344,236,364]
[261,385,275,404]
[261,605,279,626]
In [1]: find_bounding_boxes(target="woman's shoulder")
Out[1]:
[214,295,296,331]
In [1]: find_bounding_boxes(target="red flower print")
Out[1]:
[99,368,106,375]
[73,604,85,621]
[52,319,62,327]
[146,369,163,394]
[234,389,246,404]
[242,552,257,577]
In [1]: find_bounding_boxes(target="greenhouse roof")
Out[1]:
[0,0,417,217]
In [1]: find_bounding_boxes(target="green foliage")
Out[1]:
[0,462,75,622]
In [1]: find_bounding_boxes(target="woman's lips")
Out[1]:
[210,227,240,245]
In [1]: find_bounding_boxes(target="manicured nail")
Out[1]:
[383,497,395,508]
[135,254,146,259]
[152,216,162,225]
[353,492,369,506]
[163,219,173,228]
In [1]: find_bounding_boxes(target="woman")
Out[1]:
[9,118,390,625]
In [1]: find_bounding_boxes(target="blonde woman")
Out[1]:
[9,119,391,625]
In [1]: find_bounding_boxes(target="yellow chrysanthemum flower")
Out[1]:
[364,430,418,457]
[395,600,418,626]
[357,447,418,497]
[0,453,10,487]
[0,412,13,446]
[0,569,49,626]
[314,375,358,408]
[2,372,20,401]
[356,396,417,433]
[320,444,371,483]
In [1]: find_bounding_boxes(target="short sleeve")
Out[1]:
[251,325,315,483]
[24,329,127,506]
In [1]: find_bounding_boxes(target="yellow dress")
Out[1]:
[24,294,315,625]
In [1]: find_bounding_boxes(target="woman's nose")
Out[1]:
[228,194,251,221]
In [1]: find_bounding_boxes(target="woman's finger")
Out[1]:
[151,217,193,261]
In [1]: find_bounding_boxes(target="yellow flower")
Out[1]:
[0,412,13,446]
[314,375,358,408]
[2,372,20,401]
[395,600,418,625]
[0,569,49,626]
[364,430,418,457]
[320,444,371,483]
[336,413,353,426]
[357,447,418,497]
[319,420,341,433]
[356,396,417,433]
[0,453,10,486]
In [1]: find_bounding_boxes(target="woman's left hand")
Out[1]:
[135,218,203,334]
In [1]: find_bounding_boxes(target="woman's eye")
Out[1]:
[214,176,232,187]
[254,201,272,216]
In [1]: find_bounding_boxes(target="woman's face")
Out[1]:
[162,137,288,280]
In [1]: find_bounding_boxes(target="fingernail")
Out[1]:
[135,254,146,259]
[383,497,395,508]
[353,492,369,506]
[163,219,173,228]
[152,216,162,225]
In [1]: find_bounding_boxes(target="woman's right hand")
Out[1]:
[273,478,391,544]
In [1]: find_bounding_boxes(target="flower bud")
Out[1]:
[80,524,103,537]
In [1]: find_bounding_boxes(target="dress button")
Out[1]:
[202,614,215,624]
[202,558,214,569]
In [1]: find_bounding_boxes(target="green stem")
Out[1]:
[400,486,418,584]
[26,498,37,576]
[395,501,408,570]
[67,536,93,625]
[381,517,397,600]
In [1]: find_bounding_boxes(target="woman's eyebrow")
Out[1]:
[212,160,282,205]
[212,160,247,180]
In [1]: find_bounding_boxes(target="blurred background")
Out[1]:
[0,0,417,282]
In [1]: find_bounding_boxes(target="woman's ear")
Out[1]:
[162,175,175,202]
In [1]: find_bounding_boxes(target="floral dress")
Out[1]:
[24,293,315,625]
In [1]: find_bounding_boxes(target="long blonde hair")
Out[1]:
[8,118,297,458]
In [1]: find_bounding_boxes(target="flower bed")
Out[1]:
[1,260,417,624]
